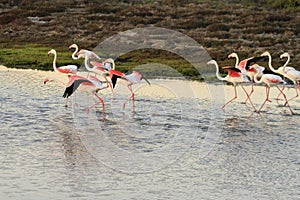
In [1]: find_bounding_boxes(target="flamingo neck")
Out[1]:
[52,52,58,72]
[253,70,262,83]
[234,54,239,68]
[282,55,290,74]
[266,53,277,73]
[72,46,79,60]
[84,53,94,72]
[213,61,226,81]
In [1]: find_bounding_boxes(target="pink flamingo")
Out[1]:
[63,74,106,118]
[251,65,294,114]
[228,52,264,103]
[76,50,114,93]
[48,49,78,74]
[261,51,298,104]
[109,69,151,108]
[207,60,256,111]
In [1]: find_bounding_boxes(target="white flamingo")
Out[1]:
[208,60,256,111]
[251,65,294,114]
[48,49,78,74]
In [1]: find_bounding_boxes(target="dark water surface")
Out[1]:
[0,69,299,199]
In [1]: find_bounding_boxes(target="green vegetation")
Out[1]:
[0,44,81,70]
[0,0,299,80]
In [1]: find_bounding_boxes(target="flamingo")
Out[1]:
[281,53,300,103]
[109,69,151,108]
[251,65,294,114]
[261,51,297,103]
[69,44,79,60]
[228,52,264,103]
[207,60,256,111]
[48,49,78,74]
[63,74,106,118]
[76,50,114,92]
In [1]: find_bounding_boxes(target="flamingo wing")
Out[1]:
[243,56,264,70]
[63,79,91,98]
[109,70,124,88]
[223,66,242,77]
[57,65,78,74]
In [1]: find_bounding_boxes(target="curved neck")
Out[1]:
[266,53,277,73]
[234,54,239,68]
[72,46,79,60]
[253,70,262,83]
[213,61,226,81]
[52,52,58,72]
[84,54,94,71]
[282,55,290,73]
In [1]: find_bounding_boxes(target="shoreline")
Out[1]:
[1,65,299,108]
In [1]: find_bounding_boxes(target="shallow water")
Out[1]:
[0,69,299,199]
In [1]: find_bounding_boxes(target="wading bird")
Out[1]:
[251,65,294,114]
[281,53,300,103]
[207,60,256,111]
[261,51,298,104]
[109,69,151,108]
[48,49,78,74]
[76,50,114,92]
[63,74,106,118]
[228,52,264,103]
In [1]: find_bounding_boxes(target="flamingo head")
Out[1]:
[228,52,238,59]
[280,52,290,59]
[207,60,217,66]
[76,50,101,60]
[250,64,265,73]
[43,77,54,84]
[47,49,56,56]
[69,43,78,50]
[260,51,270,57]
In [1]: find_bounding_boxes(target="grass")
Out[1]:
[0,44,82,70]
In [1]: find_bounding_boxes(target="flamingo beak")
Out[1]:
[44,78,50,84]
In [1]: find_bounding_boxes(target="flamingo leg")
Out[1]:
[244,81,254,104]
[276,85,285,102]
[123,85,134,109]
[104,76,114,94]
[241,85,256,112]
[276,86,294,115]
[222,85,237,109]
[86,92,105,119]
[284,82,299,106]
[257,85,270,113]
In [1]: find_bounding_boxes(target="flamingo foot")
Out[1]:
[86,108,90,114]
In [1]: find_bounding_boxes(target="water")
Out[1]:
[0,69,299,199]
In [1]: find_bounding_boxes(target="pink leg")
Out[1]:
[222,85,237,109]
[123,85,135,109]
[276,85,285,100]
[104,76,114,94]
[86,93,105,119]
[257,85,270,113]
[244,81,254,104]
[276,86,294,115]
[241,85,256,112]
[284,83,299,106]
